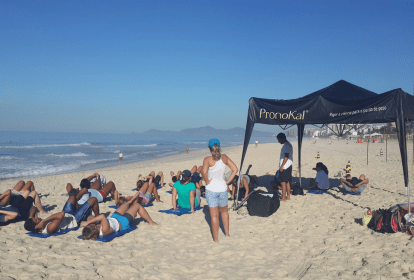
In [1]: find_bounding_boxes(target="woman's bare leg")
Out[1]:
[22,181,35,192]
[28,191,46,215]
[190,166,197,173]
[0,189,12,205]
[115,202,131,215]
[126,202,157,225]
[157,171,164,187]
[101,181,116,197]
[209,206,220,242]
[147,183,162,202]
[12,181,25,192]
[219,206,230,237]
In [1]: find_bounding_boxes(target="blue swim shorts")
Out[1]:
[205,190,228,207]
[111,213,131,231]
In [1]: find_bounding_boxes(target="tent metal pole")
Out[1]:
[367,137,369,165]
[386,136,388,162]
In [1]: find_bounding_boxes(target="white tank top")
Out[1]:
[100,217,120,236]
[206,158,227,192]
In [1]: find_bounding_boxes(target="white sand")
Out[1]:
[1,139,414,279]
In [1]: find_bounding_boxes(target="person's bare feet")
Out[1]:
[281,199,286,202]
[156,199,163,203]
[149,221,158,226]
[286,197,291,200]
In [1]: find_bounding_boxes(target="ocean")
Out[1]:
[0,131,278,180]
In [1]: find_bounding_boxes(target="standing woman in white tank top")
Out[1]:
[201,139,238,243]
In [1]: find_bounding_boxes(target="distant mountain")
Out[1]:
[139,126,274,137]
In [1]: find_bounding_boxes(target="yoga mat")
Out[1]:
[159,206,203,216]
[109,203,153,209]
[26,227,80,238]
[306,189,326,194]
[77,226,137,242]
[132,186,162,191]
[343,192,361,196]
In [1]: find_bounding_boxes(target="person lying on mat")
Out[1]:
[191,165,204,190]
[0,180,47,220]
[138,171,164,188]
[308,162,330,190]
[136,176,163,204]
[227,175,250,201]
[24,194,100,234]
[81,192,157,239]
[66,178,117,206]
[169,170,182,187]
[340,174,369,193]
[172,170,201,213]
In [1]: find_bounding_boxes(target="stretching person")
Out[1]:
[191,166,203,190]
[172,170,201,213]
[136,177,162,204]
[202,138,238,243]
[66,179,117,206]
[340,174,369,193]
[169,171,182,187]
[24,194,99,234]
[81,192,157,239]
[0,181,46,216]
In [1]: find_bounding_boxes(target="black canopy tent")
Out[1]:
[238,80,414,212]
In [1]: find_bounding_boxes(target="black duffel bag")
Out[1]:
[247,190,280,217]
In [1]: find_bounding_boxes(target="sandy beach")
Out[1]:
[1,138,414,279]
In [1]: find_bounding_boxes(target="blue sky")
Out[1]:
[0,0,413,134]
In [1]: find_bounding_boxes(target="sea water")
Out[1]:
[0,131,277,180]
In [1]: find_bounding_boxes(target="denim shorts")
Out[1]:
[62,201,92,224]
[205,190,228,207]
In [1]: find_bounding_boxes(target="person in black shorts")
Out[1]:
[277,133,293,202]
[190,165,203,190]
[0,180,47,224]
[146,171,164,188]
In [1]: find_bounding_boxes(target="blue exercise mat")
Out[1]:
[77,225,137,242]
[159,206,203,216]
[132,185,162,191]
[109,203,153,209]
[343,191,361,196]
[306,189,326,194]
[26,227,80,238]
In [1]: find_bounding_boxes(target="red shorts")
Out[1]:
[99,190,106,199]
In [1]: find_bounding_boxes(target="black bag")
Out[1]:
[291,186,304,195]
[247,190,280,217]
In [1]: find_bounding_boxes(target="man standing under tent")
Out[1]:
[277,133,293,202]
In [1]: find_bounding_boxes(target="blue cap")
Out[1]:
[209,138,220,147]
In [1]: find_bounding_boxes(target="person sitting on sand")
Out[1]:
[172,170,201,213]
[308,162,330,190]
[66,175,117,206]
[340,174,369,193]
[24,193,100,234]
[227,174,250,201]
[0,180,47,222]
[80,192,157,239]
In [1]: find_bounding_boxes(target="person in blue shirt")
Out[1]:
[172,170,201,213]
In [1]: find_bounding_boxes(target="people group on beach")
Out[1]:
[0,135,370,243]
